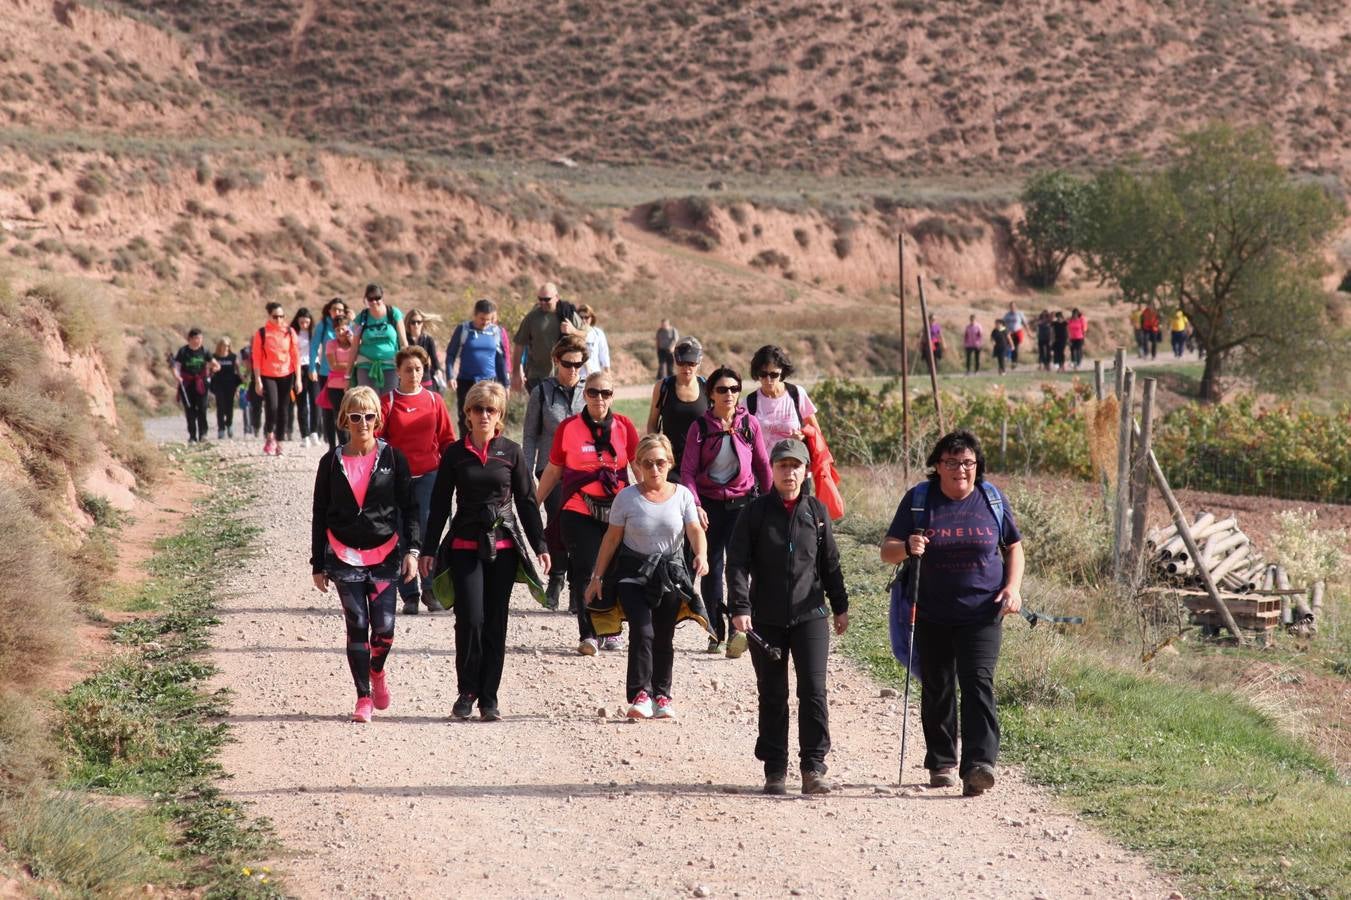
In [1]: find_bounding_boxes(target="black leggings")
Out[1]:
[964,347,980,373]
[561,510,605,641]
[619,583,681,703]
[212,388,235,431]
[449,548,518,707]
[749,615,831,776]
[323,386,346,449]
[295,366,317,438]
[182,386,209,441]
[261,375,294,441]
[331,564,399,698]
[700,497,747,642]
[1070,338,1085,366]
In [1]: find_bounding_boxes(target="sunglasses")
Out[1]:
[676,359,699,367]
[537,296,554,303]
[558,359,585,370]
[346,412,378,425]
[757,371,783,381]
[270,314,286,320]
[470,405,500,416]
[639,458,671,469]
[585,388,614,399]
[713,385,740,395]
[365,297,383,304]
[407,319,423,326]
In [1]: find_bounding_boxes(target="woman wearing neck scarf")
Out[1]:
[536,371,641,656]
[680,366,772,658]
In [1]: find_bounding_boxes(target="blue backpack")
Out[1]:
[887,480,1006,680]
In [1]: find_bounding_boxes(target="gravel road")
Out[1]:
[146,417,1177,899]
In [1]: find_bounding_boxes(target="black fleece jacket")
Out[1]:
[727,493,849,627]
[421,435,546,556]
[311,441,419,573]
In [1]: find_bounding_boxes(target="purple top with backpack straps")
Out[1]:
[679,407,772,506]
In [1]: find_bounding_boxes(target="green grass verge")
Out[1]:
[834,533,1350,899]
[50,444,281,897]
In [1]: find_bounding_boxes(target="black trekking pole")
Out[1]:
[898,531,922,786]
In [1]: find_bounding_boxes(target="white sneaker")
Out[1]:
[578,637,599,656]
[653,695,676,719]
[626,691,654,719]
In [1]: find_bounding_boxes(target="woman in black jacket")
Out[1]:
[310,386,421,724]
[420,381,549,721]
[728,438,849,796]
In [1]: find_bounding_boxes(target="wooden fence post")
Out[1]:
[916,276,944,434]
[1129,377,1157,572]
[1093,359,1104,401]
[898,234,910,481]
[1113,348,1125,399]
[1113,368,1135,581]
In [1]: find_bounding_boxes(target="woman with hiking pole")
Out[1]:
[310,386,421,723]
[879,430,1024,797]
[420,382,549,721]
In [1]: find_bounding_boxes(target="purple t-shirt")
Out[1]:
[886,483,1021,625]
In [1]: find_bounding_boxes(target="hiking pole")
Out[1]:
[898,531,922,786]
[746,630,783,661]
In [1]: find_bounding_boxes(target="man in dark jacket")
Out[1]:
[728,438,849,796]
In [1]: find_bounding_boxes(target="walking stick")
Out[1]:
[898,531,922,786]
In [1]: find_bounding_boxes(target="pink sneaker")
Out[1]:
[351,696,374,723]
[626,690,654,719]
[262,436,275,456]
[370,671,391,710]
[272,439,283,456]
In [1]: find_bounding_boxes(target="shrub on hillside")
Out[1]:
[24,279,125,376]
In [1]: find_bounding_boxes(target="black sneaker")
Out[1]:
[801,769,831,795]
[962,763,996,797]
[451,694,476,719]
[401,599,420,615]
[545,574,564,611]
[420,589,439,612]
[479,705,502,722]
[763,772,788,795]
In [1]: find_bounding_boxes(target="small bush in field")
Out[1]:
[793,227,810,248]
[72,194,99,216]
[1270,510,1347,587]
[750,249,790,269]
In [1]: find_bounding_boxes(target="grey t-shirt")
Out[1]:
[610,484,699,569]
[656,326,679,351]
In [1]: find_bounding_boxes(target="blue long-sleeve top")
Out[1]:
[311,315,338,377]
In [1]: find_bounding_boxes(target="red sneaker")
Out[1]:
[351,696,373,723]
[370,671,391,710]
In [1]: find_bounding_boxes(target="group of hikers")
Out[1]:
[177,284,1027,799]
[1132,303,1201,360]
[919,302,1090,377]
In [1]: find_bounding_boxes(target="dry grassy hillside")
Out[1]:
[110,0,1350,178]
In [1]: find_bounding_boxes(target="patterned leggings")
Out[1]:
[329,558,399,697]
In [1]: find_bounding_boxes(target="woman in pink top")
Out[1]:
[323,317,359,449]
[311,386,420,723]
[1067,308,1088,370]
[379,345,456,614]
[963,315,983,374]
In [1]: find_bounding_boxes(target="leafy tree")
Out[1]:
[1013,170,1090,288]
[1080,124,1342,401]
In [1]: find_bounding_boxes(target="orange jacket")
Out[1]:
[251,320,300,378]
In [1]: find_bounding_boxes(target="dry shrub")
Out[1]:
[0,484,75,691]
[0,694,57,788]
[0,333,96,475]
[23,278,125,377]
[1085,396,1119,485]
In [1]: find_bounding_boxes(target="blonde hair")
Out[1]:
[577,303,597,326]
[463,381,508,435]
[635,433,673,465]
[584,370,612,390]
[214,336,232,355]
[337,385,382,430]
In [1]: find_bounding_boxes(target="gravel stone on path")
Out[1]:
[144,418,1178,898]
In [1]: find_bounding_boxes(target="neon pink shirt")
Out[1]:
[1067,316,1088,341]
[327,446,398,566]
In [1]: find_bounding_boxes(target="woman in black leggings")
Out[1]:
[210,336,242,439]
[310,386,420,723]
[421,382,549,721]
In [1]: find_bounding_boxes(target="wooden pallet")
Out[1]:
[1181,595,1279,635]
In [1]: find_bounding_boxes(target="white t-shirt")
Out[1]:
[749,386,816,446]
[610,484,699,564]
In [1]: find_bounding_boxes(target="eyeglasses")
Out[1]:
[470,405,500,416]
[939,459,978,471]
[639,458,671,469]
[346,412,378,425]
[713,385,740,395]
[558,359,585,370]
[585,388,614,399]
[758,371,783,381]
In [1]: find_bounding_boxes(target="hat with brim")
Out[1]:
[770,438,810,466]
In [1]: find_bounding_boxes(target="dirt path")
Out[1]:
[146,418,1177,898]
